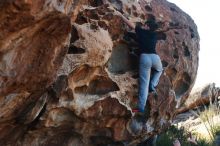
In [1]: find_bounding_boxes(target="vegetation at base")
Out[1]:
[156,125,212,146]
[194,101,220,141]
[157,99,220,146]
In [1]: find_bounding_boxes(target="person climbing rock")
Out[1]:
[102,0,186,114]
[113,2,163,114]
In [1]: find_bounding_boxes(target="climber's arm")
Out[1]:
[102,0,135,29]
[156,26,187,33]
[156,22,188,33]
[116,12,135,30]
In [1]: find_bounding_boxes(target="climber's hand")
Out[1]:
[114,10,123,17]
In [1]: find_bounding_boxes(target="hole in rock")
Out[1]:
[90,128,112,137]
[126,7,132,15]
[173,48,179,59]
[56,0,63,5]
[132,5,137,10]
[15,92,48,125]
[156,32,166,40]
[170,7,178,13]
[15,102,37,124]
[90,23,99,30]
[145,5,152,12]
[165,113,171,120]
[89,0,103,7]
[189,27,195,38]
[140,14,145,19]
[152,111,159,119]
[74,76,119,95]
[182,42,191,57]
[50,75,68,98]
[132,84,138,89]
[174,72,191,99]
[161,60,168,67]
[112,34,120,41]
[60,88,74,101]
[68,45,85,54]
[86,10,100,20]
[174,31,179,34]
[70,26,79,43]
[166,67,177,82]
[98,21,108,30]
[132,73,139,79]
[184,46,190,57]
[97,8,106,15]
[169,22,180,27]
[108,43,138,74]
[103,13,114,20]
[133,11,138,17]
[75,14,88,25]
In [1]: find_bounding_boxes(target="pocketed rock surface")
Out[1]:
[0,0,199,145]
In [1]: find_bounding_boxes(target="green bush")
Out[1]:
[157,98,220,146]
[156,125,190,146]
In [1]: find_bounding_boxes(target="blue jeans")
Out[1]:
[138,54,163,112]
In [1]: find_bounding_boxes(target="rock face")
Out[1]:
[0,0,199,145]
[177,83,220,113]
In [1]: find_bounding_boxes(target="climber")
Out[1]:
[113,0,164,114]
[131,19,163,113]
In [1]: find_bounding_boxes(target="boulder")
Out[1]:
[0,0,199,145]
[177,83,220,113]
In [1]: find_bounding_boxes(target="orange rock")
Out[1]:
[0,0,199,145]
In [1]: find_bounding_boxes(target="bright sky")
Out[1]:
[167,0,220,88]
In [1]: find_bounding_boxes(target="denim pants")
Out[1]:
[138,54,163,112]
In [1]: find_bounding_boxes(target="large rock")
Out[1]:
[0,0,199,145]
[177,83,220,113]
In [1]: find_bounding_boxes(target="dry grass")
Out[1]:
[191,99,220,141]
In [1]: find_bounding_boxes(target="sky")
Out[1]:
[167,0,220,88]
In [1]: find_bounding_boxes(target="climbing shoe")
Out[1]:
[132,108,140,113]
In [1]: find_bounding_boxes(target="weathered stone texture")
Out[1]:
[0,0,199,145]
